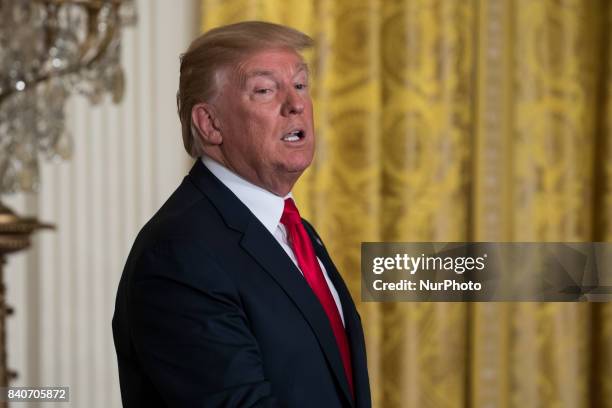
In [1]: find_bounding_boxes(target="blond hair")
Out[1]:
[177,21,314,157]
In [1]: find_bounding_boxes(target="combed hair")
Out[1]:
[177,21,314,157]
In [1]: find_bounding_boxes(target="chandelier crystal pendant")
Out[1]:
[0,0,137,195]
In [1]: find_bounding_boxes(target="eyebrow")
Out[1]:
[295,63,309,74]
[243,63,309,81]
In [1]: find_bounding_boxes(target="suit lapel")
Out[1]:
[304,222,371,408]
[188,160,354,406]
[240,223,354,406]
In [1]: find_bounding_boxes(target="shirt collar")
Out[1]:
[201,156,291,235]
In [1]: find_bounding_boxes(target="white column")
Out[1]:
[4,1,200,406]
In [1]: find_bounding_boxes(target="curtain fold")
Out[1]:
[199,1,611,407]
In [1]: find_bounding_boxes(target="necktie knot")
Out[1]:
[280,198,301,227]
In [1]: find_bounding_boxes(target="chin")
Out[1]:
[286,157,313,174]
[278,150,313,172]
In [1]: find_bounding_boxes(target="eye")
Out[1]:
[295,83,308,90]
[255,88,272,94]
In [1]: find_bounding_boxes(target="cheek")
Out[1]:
[243,120,274,156]
[227,108,264,140]
[247,110,280,140]
[245,116,272,141]
[305,103,315,127]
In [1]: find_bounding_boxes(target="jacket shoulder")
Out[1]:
[137,177,227,247]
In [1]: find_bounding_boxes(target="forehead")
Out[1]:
[236,49,308,80]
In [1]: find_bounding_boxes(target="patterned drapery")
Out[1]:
[200,1,612,407]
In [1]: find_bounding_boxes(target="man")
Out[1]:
[112,21,371,407]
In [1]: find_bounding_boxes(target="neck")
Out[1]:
[202,152,298,197]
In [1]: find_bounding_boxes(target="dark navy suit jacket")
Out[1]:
[112,159,371,407]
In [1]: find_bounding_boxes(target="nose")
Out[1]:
[281,88,304,116]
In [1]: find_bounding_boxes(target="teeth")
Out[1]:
[282,130,303,142]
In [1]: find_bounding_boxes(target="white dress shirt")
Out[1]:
[202,156,345,326]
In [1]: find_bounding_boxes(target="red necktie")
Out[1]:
[280,198,354,397]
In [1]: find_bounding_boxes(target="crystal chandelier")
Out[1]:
[0,0,136,194]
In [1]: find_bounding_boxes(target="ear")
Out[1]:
[191,103,222,146]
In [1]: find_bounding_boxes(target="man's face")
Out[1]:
[211,48,315,195]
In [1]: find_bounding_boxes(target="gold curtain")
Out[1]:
[199,1,612,407]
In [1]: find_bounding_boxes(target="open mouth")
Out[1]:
[281,129,305,142]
